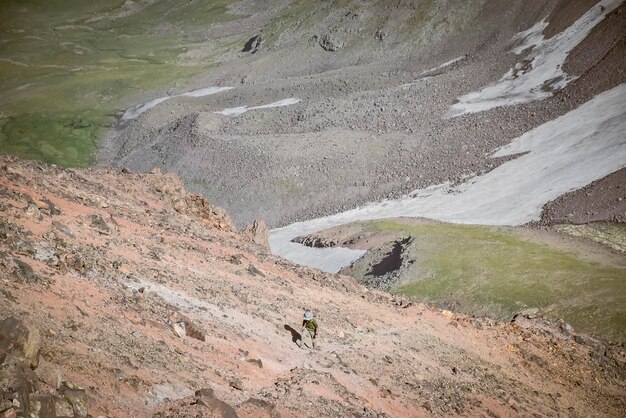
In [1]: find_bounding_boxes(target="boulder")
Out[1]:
[90,214,111,233]
[319,33,343,51]
[25,204,42,219]
[28,393,57,417]
[236,398,280,418]
[53,395,74,417]
[34,360,63,389]
[0,319,81,418]
[247,265,265,277]
[375,28,387,41]
[172,321,186,339]
[61,387,88,417]
[0,317,40,368]
[229,379,243,391]
[242,35,262,53]
[151,388,238,417]
[195,389,238,418]
[246,359,263,368]
[170,313,206,341]
[242,219,270,250]
[13,259,40,284]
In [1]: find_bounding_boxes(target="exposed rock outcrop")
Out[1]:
[0,318,88,418]
[242,35,262,53]
[0,317,40,369]
[242,219,270,250]
[318,33,344,51]
[151,389,238,418]
[143,167,236,233]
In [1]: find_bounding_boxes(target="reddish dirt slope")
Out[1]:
[0,155,624,417]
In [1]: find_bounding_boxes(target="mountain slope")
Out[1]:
[1,155,625,417]
[96,0,626,228]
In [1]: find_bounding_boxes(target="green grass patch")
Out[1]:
[365,220,626,340]
[0,0,241,167]
[274,178,301,194]
[555,223,626,253]
[261,0,353,46]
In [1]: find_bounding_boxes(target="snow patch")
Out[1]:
[215,98,301,117]
[214,106,249,117]
[0,58,29,67]
[180,86,232,98]
[447,0,622,117]
[121,97,169,122]
[121,86,233,122]
[510,19,549,55]
[420,55,466,76]
[271,83,626,272]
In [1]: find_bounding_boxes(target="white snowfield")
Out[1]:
[121,86,234,122]
[420,55,466,76]
[447,0,622,117]
[270,83,626,272]
[214,98,301,117]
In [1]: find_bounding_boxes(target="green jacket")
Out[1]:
[302,319,318,334]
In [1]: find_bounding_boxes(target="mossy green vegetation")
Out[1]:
[363,220,626,340]
[0,0,487,166]
[274,178,301,194]
[555,222,626,253]
[0,0,240,166]
[261,0,329,45]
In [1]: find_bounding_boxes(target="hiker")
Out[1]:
[299,310,318,349]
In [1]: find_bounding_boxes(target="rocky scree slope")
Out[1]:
[98,0,626,228]
[0,155,625,417]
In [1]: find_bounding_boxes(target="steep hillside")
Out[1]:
[1,156,624,417]
[1,2,625,415]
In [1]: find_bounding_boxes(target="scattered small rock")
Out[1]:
[170,313,206,341]
[91,214,111,233]
[247,358,263,368]
[319,33,343,51]
[14,259,40,284]
[247,265,265,277]
[229,378,244,391]
[375,28,387,41]
[172,321,186,339]
[52,221,74,237]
